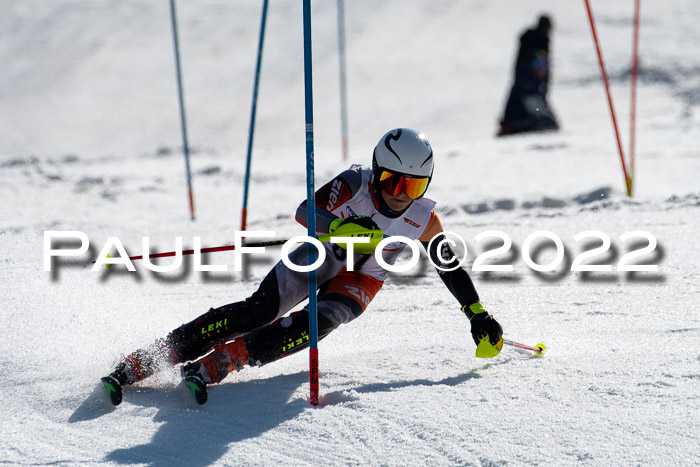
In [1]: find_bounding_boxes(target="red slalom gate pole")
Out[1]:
[583,0,633,197]
[629,0,641,192]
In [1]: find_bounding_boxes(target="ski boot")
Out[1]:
[101,362,135,406]
[181,362,210,405]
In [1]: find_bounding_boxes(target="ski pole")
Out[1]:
[503,339,547,357]
[91,230,373,264]
[122,239,288,262]
[93,238,294,263]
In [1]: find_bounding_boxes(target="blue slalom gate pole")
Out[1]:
[240,0,269,231]
[336,0,349,161]
[169,0,195,221]
[302,0,319,406]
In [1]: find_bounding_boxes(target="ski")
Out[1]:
[100,375,123,406]
[183,375,208,405]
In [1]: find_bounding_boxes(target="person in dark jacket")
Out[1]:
[498,15,560,136]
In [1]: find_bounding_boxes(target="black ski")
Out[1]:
[183,375,208,405]
[100,375,123,406]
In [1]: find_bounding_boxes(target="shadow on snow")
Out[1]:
[69,361,506,466]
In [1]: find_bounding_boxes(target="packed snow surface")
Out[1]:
[1,0,698,465]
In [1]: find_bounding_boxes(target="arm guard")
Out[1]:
[295,168,362,233]
[421,234,480,307]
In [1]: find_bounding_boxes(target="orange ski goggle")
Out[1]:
[378,170,430,199]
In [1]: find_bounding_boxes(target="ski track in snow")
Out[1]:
[1,0,699,465]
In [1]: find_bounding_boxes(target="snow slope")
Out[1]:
[1,0,699,465]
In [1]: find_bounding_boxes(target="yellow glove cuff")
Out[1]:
[461,302,487,321]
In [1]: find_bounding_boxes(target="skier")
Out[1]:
[101,128,504,405]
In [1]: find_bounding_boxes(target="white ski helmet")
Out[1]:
[372,128,434,199]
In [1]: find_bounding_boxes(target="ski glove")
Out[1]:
[328,216,383,254]
[462,303,504,358]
